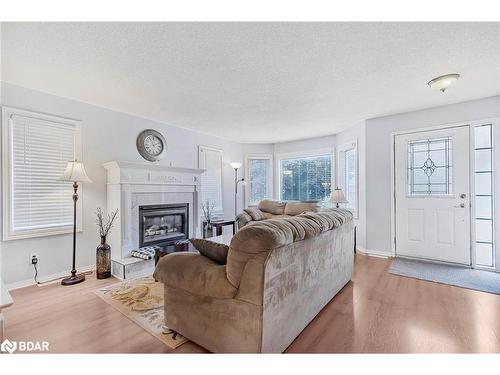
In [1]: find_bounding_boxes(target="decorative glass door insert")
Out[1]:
[407,137,453,196]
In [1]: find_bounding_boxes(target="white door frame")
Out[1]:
[390,118,500,271]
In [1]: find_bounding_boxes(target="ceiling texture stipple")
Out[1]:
[2,22,499,143]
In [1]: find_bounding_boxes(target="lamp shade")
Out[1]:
[59,161,92,183]
[230,162,242,170]
[330,187,347,204]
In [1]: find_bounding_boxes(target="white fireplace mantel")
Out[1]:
[102,161,205,279]
[102,160,205,185]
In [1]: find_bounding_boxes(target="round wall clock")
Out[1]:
[136,129,167,162]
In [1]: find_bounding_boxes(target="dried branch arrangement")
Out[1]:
[95,207,119,237]
[201,200,216,221]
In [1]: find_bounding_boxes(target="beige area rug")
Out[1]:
[94,276,189,349]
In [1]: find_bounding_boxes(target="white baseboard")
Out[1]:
[6,264,95,291]
[357,247,393,259]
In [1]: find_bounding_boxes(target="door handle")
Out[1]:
[454,203,465,208]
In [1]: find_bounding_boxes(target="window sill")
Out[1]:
[2,226,82,241]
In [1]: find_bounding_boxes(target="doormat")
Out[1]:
[389,258,500,295]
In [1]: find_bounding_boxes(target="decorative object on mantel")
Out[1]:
[136,129,167,162]
[201,200,216,238]
[330,187,348,208]
[59,160,92,286]
[95,207,119,279]
[230,162,247,219]
[94,277,189,349]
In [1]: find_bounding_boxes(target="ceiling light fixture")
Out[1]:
[428,73,460,92]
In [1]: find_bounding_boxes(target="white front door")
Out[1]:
[395,125,471,265]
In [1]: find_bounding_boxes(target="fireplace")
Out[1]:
[139,204,189,247]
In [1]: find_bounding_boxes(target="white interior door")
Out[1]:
[395,125,471,265]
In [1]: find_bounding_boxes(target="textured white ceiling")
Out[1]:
[2,22,499,143]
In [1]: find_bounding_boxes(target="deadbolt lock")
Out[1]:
[460,193,466,199]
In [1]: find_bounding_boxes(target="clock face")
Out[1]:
[144,135,163,156]
[136,129,167,162]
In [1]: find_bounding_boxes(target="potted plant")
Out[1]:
[95,207,118,279]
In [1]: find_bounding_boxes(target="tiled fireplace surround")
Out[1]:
[102,161,204,279]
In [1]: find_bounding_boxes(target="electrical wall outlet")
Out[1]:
[30,253,39,265]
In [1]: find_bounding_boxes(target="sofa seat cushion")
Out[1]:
[154,253,237,299]
[284,201,320,216]
[191,238,229,265]
[258,200,286,215]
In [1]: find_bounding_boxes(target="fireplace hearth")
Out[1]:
[139,204,189,247]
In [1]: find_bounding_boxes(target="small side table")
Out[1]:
[154,241,199,266]
[204,220,236,238]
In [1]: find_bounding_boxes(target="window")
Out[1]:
[407,137,453,196]
[337,141,358,216]
[2,107,82,240]
[278,150,333,202]
[198,146,223,213]
[473,124,495,268]
[246,154,273,206]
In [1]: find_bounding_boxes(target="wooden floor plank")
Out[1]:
[4,254,499,353]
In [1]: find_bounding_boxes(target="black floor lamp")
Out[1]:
[230,162,246,219]
[59,160,92,286]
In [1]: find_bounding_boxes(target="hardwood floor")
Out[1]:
[4,254,500,353]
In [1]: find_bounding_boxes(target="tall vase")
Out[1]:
[203,220,213,239]
[96,235,111,279]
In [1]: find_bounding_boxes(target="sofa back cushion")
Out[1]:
[258,200,286,215]
[227,209,353,288]
[243,207,264,221]
[284,201,320,216]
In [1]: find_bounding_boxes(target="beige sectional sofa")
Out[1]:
[154,208,354,353]
[236,200,321,229]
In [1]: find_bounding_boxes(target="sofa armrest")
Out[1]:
[153,253,237,299]
[236,211,253,230]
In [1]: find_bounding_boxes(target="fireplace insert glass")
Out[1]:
[139,204,188,247]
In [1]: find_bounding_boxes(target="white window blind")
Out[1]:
[2,108,81,240]
[246,155,273,206]
[198,146,223,212]
[279,153,333,202]
[338,140,358,217]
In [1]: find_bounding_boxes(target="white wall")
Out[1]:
[242,143,273,155]
[273,135,336,155]
[0,83,245,287]
[365,96,500,255]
